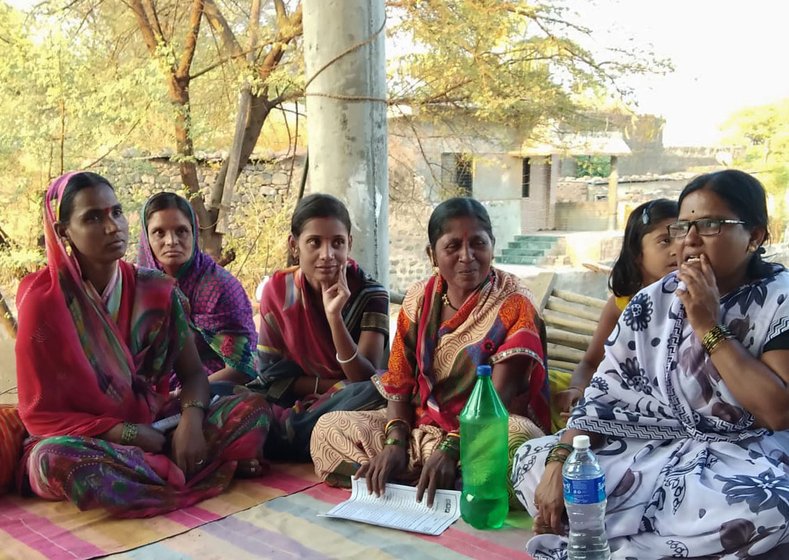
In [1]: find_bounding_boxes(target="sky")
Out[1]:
[571,0,789,146]
[6,0,787,147]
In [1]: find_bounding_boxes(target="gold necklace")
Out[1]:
[441,292,458,310]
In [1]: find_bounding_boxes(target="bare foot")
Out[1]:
[236,457,267,478]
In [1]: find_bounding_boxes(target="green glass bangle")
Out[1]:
[384,437,407,448]
[120,422,137,445]
[437,438,460,460]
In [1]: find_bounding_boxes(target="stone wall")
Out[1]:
[554,175,693,232]
[92,155,303,293]
[556,181,588,203]
[90,154,653,294]
[388,202,432,294]
[94,154,303,235]
[93,154,432,294]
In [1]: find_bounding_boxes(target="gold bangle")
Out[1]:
[384,418,411,435]
[702,325,733,354]
[181,399,208,413]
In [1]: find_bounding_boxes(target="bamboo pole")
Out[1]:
[552,289,607,310]
[547,343,585,363]
[546,327,592,350]
[548,358,578,371]
[546,296,602,322]
[543,309,597,335]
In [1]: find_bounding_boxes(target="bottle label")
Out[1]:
[563,475,605,505]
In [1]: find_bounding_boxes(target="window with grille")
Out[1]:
[522,158,531,198]
[441,152,473,195]
[455,154,473,195]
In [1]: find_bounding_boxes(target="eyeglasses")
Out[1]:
[667,218,746,239]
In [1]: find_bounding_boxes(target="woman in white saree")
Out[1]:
[512,170,789,560]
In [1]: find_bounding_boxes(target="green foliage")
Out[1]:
[223,193,297,295]
[0,0,670,295]
[575,156,611,177]
[721,98,789,240]
[0,248,45,286]
[387,1,671,130]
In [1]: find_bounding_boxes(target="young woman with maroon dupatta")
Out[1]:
[254,194,389,461]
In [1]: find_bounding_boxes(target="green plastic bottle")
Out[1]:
[459,364,509,529]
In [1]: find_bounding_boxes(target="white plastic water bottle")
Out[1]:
[562,435,610,560]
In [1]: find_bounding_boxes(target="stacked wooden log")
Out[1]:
[521,272,607,372]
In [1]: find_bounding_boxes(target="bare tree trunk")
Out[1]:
[206,2,302,227]
[209,95,273,209]
[167,75,221,256]
[216,0,262,235]
[130,0,301,258]
[128,0,222,256]
[0,292,16,339]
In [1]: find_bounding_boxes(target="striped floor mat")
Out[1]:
[0,463,320,560]
[108,482,535,559]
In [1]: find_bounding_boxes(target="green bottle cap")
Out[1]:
[476,365,492,376]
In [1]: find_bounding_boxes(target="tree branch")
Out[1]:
[256,3,302,82]
[273,0,287,21]
[126,0,159,54]
[202,0,243,58]
[177,0,204,78]
[502,3,592,36]
[141,0,165,40]
[83,110,147,169]
[190,42,274,80]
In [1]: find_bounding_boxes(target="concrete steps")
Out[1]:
[496,235,568,266]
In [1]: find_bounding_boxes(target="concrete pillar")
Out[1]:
[607,155,619,230]
[547,155,558,230]
[303,0,389,287]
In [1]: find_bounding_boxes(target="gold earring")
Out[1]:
[433,265,439,276]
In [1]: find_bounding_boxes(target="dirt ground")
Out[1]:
[0,339,16,405]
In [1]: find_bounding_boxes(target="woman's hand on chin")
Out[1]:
[321,262,351,318]
[171,411,208,477]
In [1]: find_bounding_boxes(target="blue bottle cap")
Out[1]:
[476,365,492,377]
